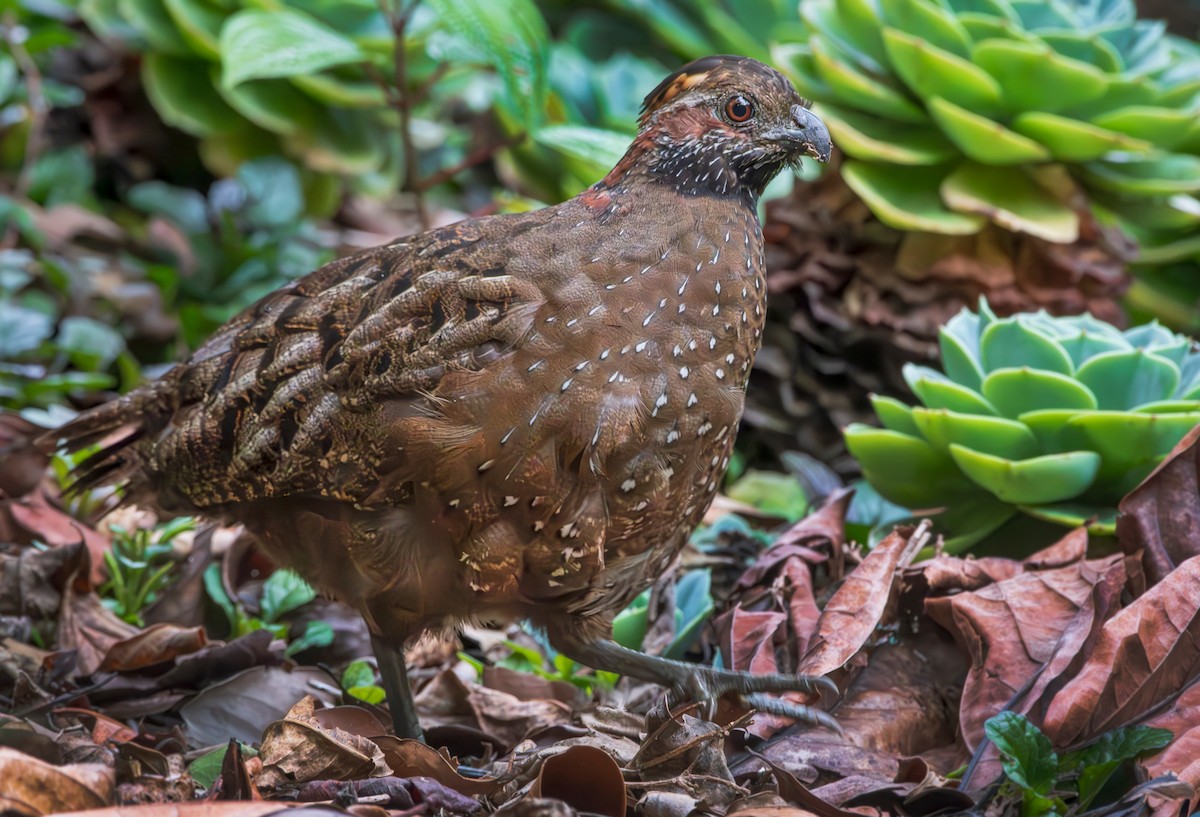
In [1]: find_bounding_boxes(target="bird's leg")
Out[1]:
[551,630,840,731]
[371,635,424,741]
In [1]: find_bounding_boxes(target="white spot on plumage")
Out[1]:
[708,337,717,350]
[449,499,460,508]
[561,378,573,391]
[621,479,636,492]
[715,368,725,380]
[533,521,545,531]
[687,393,698,407]
[528,360,544,372]
[504,495,519,506]
[600,348,611,360]
[666,430,680,443]
[680,366,690,379]
[478,459,495,472]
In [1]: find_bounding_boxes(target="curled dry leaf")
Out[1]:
[98,624,208,673]
[925,547,1126,750]
[0,541,86,622]
[1043,555,1200,747]
[415,668,575,748]
[6,488,109,586]
[733,489,848,593]
[370,736,500,797]
[1141,681,1200,817]
[57,804,348,817]
[530,744,626,817]
[0,746,113,816]
[255,696,390,789]
[1118,424,1200,587]
[796,523,931,678]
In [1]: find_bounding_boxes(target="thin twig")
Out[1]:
[415,132,523,192]
[380,0,429,228]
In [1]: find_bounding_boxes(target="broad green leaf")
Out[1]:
[1011,112,1152,161]
[1020,502,1117,534]
[883,28,1003,111]
[1064,725,1173,809]
[127,180,209,233]
[913,408,1039,459]
[939,319,983,391]
[985,713,1057,795]
[142,54,241,137]
[188,745,227,789]
[772,43,834,100]
[0,303,53,357]
[220,8,366,89]
[1075,349,1180,410]
[1091,106,1198,149]
[727,470,809,521]
[817,103,954,165]
[1038,30,1123,73]
[810,37,927,124]
[879,0,972,58]
[427,0,549,130]
[980,317,1074,375]
[56,317,125,372]
[843,425,976,507]
[286,109,387,175]
[164,0,224,60]
[842,161,985,234]
[926,97,1050,164]
[118,0,190,54]
[260,569,317,623]
[286,620,333,656]
[533,125,629,180]
[346,684,385,704]
[972,39,1109,114]
[871,394,921,435]
[1085,155,1200,197]
[950,446,1099,503]
[908,368,999,414]
[236,157,304,228]
[664,569,713,660]
[1057,330,1132,370]
[941,163,1079,243]
[983,369,1097,418]
[613,590,650,649]
[803,0,889,73]
[291,72,387,109]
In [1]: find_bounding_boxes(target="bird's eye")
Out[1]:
[724,95,754,123]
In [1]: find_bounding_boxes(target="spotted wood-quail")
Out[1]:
[49,55,833,739]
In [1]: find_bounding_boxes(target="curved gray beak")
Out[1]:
[765,105,832,163]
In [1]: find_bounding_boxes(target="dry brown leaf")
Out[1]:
[255,696,389,789]
[370,735,499,797]
[1141,681,1200,817]
[1043,555,1200,746]
[58,592,141,676]
[1118,424,1200,587]
[0,413,50,498]
[0,746,113,816]
[530,744,626,817]
[179,665,338,748]
[51,708,138,744]
[58,805,345,817]
[925,552,1125,750]
[6,488,109,586]
[796,523,930,678]
[0,541,86,622]
[98,624,207,673]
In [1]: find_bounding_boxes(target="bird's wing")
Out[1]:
[52,215,542,511]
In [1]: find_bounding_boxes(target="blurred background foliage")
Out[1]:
[0,0,1198,488]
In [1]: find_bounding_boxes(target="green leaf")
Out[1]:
[985,712,1058,795]
[236,157,304,228]
[188,745,227,790]
[118,0,191,54]
[260,569,317,623]
[1085,155,1200,197]
[912,408,1039,459]
[346,684,385,704]
[907,365,999,414]
[164,0,224,60]
[817,103,956,165]
[879,0,972,57]
[286,620,333,656]
[612,590,649,650]
[941,163,1079,243]
[216,72,319,138]
[950,445,1099,503]
[727,470,809,521]
[842,161,985,235]
[803,0,889,73]
[1075,349,1180,410]
[844,425,978,507]
[980,317,1074,376]
[0,303,54,357]
[56,317,125,372]
[127,180,209,233]
[938,312,983,391]
[664,569,713,660]
[1064,725,1173,809]
[203,563,237,629]
[926,97,1050,165]
[983,368,1097,418]
[1010,112,1151,162]
[871,394,920,435]
[532,125,629,181]
[427,0,549,130]
[1091,106,1198,150]
[220,9,366,89]
[972,39,1109,114]
[341,659,376,690]
[142,54,241,138]
[809,36,927,124]
[883,27,1003,111]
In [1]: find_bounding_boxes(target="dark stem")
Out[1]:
[415,131,523,192]
[380,0,429,229]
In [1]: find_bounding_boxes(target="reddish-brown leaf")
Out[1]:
[531,745,626,817]
[370,736,499,797]
[57,592,140,676]
[1118,423,1200,587]
[734,489,849,593]
[926,553,1125,750]
[1141,680,1200,817]
[6,488,108,586]
[98,624,207,673]
[796,523,930,677]
[0,746,112,816]
[1043,555,1200,746]
[721,607,787,675]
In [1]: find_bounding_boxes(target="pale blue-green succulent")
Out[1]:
[844,301,1200,548]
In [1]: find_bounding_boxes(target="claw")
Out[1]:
[742,693,843,733]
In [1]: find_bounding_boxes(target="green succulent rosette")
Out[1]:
[776,0,1200,269]
[844,300,1200,549]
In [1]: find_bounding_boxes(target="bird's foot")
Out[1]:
[553,634,839,731]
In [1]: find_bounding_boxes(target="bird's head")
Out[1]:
[603,55,831,200]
